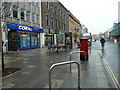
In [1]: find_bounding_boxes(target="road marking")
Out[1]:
[104,59,120,88]
[98,51,120,89]
[105,62,118,88]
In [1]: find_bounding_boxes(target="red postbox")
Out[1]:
[80,38,88,61]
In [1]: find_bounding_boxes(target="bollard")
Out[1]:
[80,38,88,61]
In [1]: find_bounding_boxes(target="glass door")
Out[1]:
[8,31,17,51]
[18,31,30,49]
[45,35,53,46]
[30,32,39,48]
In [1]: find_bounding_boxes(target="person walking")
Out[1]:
[100,37,106,49]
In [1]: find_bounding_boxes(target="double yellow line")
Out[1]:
[102,56,120,89]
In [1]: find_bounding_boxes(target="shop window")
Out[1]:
[8,31,17,50]
[18,31,30,49]
[21,9,25,20]
[13,5,18,18]
[26,10,30,22]
[56,34,65,45]
[30,32,40,48]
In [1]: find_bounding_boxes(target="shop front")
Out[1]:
[44,28,54,46]
[65,32,72,49]
[7,23,42,51]
[56,31,65,45]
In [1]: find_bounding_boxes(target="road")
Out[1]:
[91,40,119,88]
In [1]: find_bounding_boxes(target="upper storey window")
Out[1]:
[46,1,49,9]
[13,5,18,18]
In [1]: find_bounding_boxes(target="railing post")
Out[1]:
[49,70,51,90]
[70,51,86,72]
[49,61,80,89]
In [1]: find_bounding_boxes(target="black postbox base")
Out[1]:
[80,54,88,61]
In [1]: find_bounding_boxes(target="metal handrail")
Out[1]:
[49,61,80,89]
[70,51,86,72]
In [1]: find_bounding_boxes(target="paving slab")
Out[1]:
[2,47,111,89]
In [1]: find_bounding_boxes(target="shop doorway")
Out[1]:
[8,31,17,51]
[45,35,54,46]
[65,32,72,49]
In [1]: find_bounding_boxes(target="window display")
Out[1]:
[8,30,40,51]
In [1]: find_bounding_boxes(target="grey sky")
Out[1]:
[59,0,119,34]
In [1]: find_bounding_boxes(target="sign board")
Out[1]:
[55,30,59,34]
[7,23,42,33]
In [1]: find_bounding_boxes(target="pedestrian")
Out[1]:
[100,37,106,49]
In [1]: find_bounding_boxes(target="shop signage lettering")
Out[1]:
[55,30,59,34]
[19,26,32,31]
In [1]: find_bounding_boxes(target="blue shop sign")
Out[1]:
[7,23,43,33]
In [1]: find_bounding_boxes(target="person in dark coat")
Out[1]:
[100,37,106,49]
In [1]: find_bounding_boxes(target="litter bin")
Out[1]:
[80,38,88,61]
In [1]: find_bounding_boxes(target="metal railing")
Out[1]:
[49,61,80,89]
[70,51,86,72]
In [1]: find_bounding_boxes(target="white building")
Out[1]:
[1,1,44,53]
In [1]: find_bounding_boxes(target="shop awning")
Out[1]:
[7,22,43,33]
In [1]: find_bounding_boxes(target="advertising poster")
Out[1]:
[23,37,27,47]
[35,37,38,46]
[31,36,35,47]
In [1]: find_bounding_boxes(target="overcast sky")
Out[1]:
[59,0,119,34]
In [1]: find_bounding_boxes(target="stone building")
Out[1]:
[2,2,42,52]
[41,1,69,47]
[66,11,82,49]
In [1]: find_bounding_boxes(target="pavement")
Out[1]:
[1,42,117,89]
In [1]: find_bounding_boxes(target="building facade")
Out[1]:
[2,2,42,52]
[41,1,69,47]
[110,22,120,42]
[67,11,82,49]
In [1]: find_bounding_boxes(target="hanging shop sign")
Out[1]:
[55,30,59,34]
[44,28,49,34]
[49,29,54,34]
[59,31,64,35]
